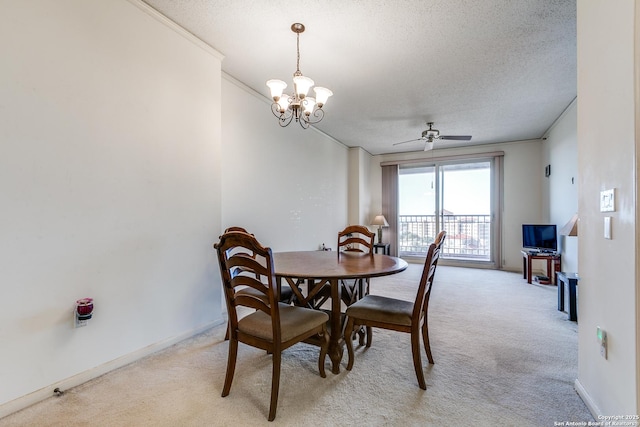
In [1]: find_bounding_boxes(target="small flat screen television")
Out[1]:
[522,224,557,252]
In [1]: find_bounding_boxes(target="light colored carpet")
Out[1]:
[1,265,593,426]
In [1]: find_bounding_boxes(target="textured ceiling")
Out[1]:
[142,0,576,155]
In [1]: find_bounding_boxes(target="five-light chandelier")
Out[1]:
[266,23,332,129]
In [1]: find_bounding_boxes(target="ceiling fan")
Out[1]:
[392,122,472,151]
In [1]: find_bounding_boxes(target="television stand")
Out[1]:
[521,250,561,285]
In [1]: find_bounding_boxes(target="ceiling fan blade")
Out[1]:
[392,138,423,146]
[424,141,435,151]
[439,135,472,141]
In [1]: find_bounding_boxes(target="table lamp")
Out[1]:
[371,215,389,244]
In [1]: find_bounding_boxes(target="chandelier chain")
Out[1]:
[295,32,301,75]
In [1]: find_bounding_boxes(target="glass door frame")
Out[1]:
[396,155,503,269]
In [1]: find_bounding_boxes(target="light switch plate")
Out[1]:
[600,189,615,212]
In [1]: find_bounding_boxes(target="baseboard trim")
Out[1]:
[0,320,223,420]
[575,378,602,420]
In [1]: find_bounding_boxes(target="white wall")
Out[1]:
[0,0,222,413]
[348,148,361,225]
[346,147,375,227]
[358,148,375,226]
[542,101,578,273]
[371,141,544,271]
[220,76,349,252]
[575,0,638,416]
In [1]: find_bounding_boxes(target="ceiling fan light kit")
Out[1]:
[393,122,472,151]
[266,23,333,129]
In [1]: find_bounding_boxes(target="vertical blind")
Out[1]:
[381,164,398,256]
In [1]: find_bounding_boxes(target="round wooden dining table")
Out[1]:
[273,250,408,374]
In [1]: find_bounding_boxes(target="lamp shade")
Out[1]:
[560,213,579,236]
[314,86,333,107]
[276,94,291,113]
[371,215,389,227]
[293,75,314,98]
[303,97,316,116]
[266,79,287,101]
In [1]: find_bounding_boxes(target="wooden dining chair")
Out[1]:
[433,228,446,249]
[215,230,329,421]
[337,225,376,253]
[337,225,375,306]
[308,225,375,347]
[312,225,375,307]
[223,227,295,301]
[343,230,446,390]
[222,227,296,341]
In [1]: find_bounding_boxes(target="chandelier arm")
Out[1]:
[301,107,325,125]
[271,103,295,127]
[279,114,294,127]
[270,103,283,118]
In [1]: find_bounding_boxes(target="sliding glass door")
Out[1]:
[398,159,496,264]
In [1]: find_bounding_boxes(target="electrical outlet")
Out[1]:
[597,326,607,359]
[74,308,88,328]
[75,316,88,328]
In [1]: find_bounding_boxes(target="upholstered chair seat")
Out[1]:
[342,295,414,326]
[238,303,329,342]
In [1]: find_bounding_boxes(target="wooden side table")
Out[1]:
[521,250,561,285]
[373,243,390,255]
[556,272,579,321]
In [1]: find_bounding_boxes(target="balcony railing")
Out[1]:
[398,214,491,260]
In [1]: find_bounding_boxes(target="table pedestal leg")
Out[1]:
[329,278,343,374]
